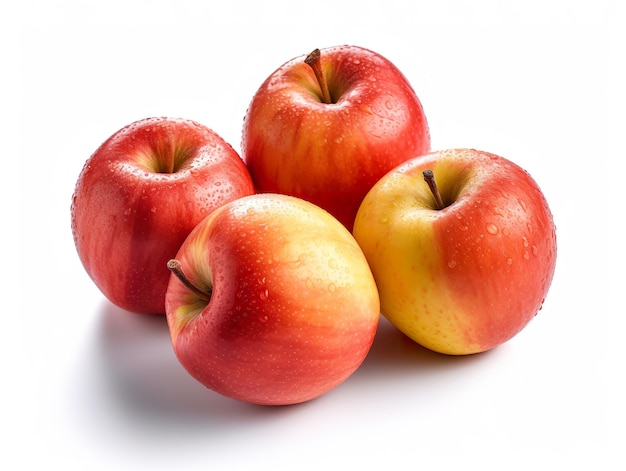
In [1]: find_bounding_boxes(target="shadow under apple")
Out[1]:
[95,300,297,433]
[94,301,495,430]
[349,316,497,388]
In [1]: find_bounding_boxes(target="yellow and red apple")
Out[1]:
[71,117,254,314]
[353,148,557,355]
[241,45,430,231]
[165,193,380,405]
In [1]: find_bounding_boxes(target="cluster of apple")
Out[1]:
[71,45,557,406]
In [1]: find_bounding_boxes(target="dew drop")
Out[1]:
[123,208,132,216]
[486,223,498,235]
[259,314,269,323]
[507,258,513,265]
[448,260,457,268]
[260,289,269,301]
[328,283,336,293]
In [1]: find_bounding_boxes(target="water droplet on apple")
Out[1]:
[486,223,498,235]
[150,207,157,213]
[259,314,269,323]
[447,260,457,268]
[531,245,538,256]
[507,258,513,265]
[123,208,132,216]
[260,289,269,301]
[306,278,314,290]
[523,251,530,260]
[517,198,527,212]
[328,283,336,293]
[522,236,529,247]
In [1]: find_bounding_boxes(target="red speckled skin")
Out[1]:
[353,149,557,354]
[165,194,380,405]
[71,117,254,314]
[242,45,430,231]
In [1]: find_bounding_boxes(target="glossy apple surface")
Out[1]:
[353,148,557,355]
[71,117,254,314]
[242,45,430,231]
[165,193,380,405]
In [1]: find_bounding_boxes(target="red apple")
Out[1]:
[71,117,254,314]
[353,148,557,355]
[241,45,430,231]
[165,193,380,405]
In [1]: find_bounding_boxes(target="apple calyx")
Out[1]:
[305,48,333,104]
[423,169,446,210]
[167,259,212,302]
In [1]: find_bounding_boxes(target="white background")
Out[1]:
[6,0,623,469]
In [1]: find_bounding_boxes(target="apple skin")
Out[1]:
[164,193,380,405]
[71,117,255,314]
[241,45,430,231]
[353,148,557,355]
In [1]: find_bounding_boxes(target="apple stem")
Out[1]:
[423,170,445,210]
[167,259,212,302]
[305,48,332,104]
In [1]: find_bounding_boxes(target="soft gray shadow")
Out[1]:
[96,300,300,432]
[354,316,496,379]
[94,302,496,432]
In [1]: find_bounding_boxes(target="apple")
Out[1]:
[241,45,430,231]
[164,193,380,405]
[352,148,557,355]
[71,117,255,314]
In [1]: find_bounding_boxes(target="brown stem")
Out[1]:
[423,170,445,210]
[167,259,212,302]
[305,48,332,104]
